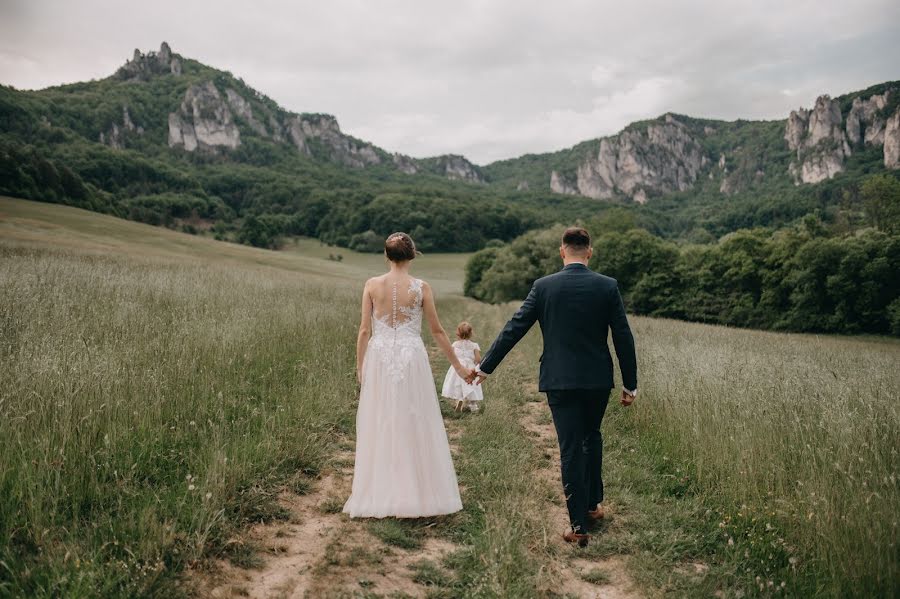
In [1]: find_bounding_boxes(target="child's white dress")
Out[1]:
[441,340,484,403]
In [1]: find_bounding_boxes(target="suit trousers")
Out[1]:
[546,388,611,534]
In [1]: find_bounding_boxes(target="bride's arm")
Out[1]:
[356,281,374,384]
[422,282,469,377]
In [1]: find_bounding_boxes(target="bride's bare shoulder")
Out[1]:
[362,277,379,296]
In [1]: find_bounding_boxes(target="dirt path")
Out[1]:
[190,437,461,599]
[520,397,643,599]
[189,385,641,598]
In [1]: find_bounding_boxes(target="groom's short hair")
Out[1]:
[562,227,591,253]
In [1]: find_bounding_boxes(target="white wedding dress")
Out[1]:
[343,277,463,518]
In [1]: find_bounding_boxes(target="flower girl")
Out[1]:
[441,321,484,412]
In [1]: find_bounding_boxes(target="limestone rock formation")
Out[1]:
[846,92,891,146]
[557,115,703,202]
[117,42,182,80]
[225,89,268,137]
[550,171,577,195]
[285,114,381,168]
[885,110,900,169]
[392,153,419,174]
[99,106,143,149]
[437,155,484,182]
[785,95,851,184]
[168,82,240,152]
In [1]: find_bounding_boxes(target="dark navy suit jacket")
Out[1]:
[480,263,637,392]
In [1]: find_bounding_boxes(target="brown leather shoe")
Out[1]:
[562,530,590,547]
[588,505,605,521]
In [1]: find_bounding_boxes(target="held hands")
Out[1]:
[620,390,636,407]
[456,364,475,381]
[463,369,487,386]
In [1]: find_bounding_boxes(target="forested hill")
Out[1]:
[1,41,898,252]
[483,81,900,200]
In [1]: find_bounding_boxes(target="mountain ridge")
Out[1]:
[1,41,898,252]
[13,42,898,197]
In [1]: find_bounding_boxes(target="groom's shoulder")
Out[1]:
[580,269,619,293]
[592,271,618,288]
[534,271,563,287]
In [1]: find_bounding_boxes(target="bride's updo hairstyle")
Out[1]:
[384,232,418,262]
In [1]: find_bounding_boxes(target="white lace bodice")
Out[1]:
[372,278,424,338]
[369,278,426,383]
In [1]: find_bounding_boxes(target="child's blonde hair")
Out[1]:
[456,321,473,340]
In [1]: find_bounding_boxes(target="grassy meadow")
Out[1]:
[0,196,897,597]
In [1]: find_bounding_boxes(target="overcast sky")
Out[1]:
[1,0,898,164]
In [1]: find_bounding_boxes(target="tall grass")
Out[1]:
[0,245,360,596]
[2,198,898,597]
[629,318,900,596]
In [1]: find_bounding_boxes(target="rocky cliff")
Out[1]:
[165,77,383,166]
[108,44,490,179]
[168,81,241,152]
[434,154,485,183]
[285,114,382,167]
[19,42,900,195]
[487,83,899,201]
[549,114,704,202]
[785,89,898,183]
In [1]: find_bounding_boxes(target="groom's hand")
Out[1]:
[474,372,488,386]
[620,390,635,406]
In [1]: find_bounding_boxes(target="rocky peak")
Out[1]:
[785,95,851,184]
[785,89,900,183]
[557,115,704,202]
[437,155,484,183]
[117,42,182,80]
[846,91,892,146]
[168,81,240,152]
[392,153,419,175]
[807,95,845,146]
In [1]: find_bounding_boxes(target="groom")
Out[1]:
[467,226,637,547]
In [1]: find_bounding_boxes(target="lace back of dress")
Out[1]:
[391,281,399,328]
[373,277,423,335]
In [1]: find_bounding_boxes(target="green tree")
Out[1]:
[861,174,900,234]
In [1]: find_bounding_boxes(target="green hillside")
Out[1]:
[1,42,898,252]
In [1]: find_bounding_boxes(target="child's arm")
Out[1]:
[474,347,482,365]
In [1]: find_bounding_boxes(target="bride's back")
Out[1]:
[370,273,423,329]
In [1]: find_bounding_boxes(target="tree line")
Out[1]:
[465,175,900,335]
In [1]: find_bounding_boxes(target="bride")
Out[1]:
[343,232,470,518]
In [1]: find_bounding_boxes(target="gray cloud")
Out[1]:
[1,0,898,164]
